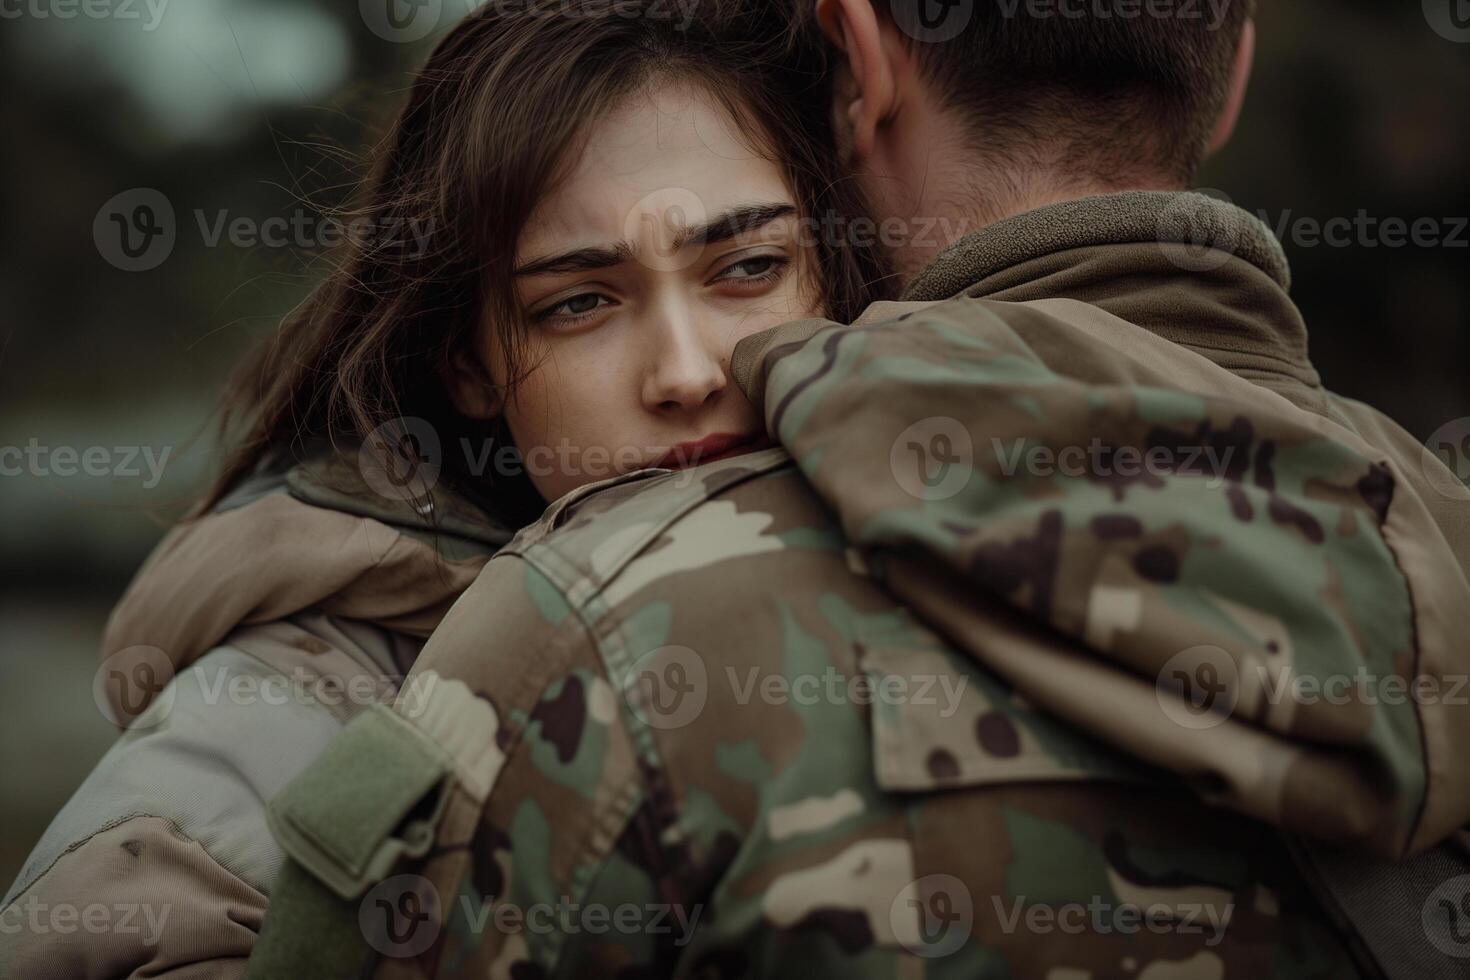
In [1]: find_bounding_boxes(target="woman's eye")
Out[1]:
[535,292,611,322]
[714,255,786,282]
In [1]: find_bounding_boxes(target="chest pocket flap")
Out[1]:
[857,627,1157,793]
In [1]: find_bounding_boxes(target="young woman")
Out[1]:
[0,3,887,976]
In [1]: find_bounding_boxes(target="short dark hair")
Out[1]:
[855,0,1253,184]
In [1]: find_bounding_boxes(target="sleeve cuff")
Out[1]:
[730,317,838,417]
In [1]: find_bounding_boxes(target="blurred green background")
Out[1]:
[2,0,1467,886]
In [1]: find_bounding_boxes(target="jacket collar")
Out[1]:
[900,191,1321,390]
[216,445,515,559]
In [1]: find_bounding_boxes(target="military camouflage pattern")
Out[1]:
[345,284,1470,977]
[233,194,1470,979]
[736,296,1436,857]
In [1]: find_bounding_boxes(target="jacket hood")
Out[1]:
[98,449,517,724]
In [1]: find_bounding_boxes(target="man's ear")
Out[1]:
[1206,19,1255,158]
[441,348,503,420]
[815,0,900,159]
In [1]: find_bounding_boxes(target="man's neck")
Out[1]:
[880,146,1181,285]
[893,178,1181,283]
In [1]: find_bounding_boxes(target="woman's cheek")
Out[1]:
[729,284,810,338]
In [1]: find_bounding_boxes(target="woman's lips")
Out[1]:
[653,431,775,469]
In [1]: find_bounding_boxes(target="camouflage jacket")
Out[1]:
[248,192,1470,979]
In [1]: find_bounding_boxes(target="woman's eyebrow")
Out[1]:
[513,202,796,277]
[675,202,797,249]
[514,242,636,277]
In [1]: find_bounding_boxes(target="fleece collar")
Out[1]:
[900,191,1320,389]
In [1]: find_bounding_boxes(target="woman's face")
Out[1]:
[458,80,819,503]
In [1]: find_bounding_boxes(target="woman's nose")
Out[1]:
[641,302,728,412]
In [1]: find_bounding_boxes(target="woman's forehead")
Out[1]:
[517,80,792,261]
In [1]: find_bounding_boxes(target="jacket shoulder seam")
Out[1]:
[5,812,254,911]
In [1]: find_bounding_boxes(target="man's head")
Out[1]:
[808,0,1256,278]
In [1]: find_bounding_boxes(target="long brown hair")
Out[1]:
[200,0,889,527]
